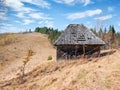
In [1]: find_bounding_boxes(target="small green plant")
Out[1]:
[47,55,52,60]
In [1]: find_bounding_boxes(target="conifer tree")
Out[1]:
[108,25,116,48]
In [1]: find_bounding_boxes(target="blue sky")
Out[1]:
[0,0,120,33]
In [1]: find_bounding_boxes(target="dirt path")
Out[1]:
[0,32,56,81]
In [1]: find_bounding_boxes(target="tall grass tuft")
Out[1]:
[0,33,16,46]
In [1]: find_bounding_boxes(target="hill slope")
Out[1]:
[0,33,120,90]
[0,33,56,81]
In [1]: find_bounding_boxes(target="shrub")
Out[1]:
[18,49,34,83]
[47,55,52,60]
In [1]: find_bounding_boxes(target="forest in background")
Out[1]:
[34,25,120,49]
[90,25,120,49]
[34,27,62,43]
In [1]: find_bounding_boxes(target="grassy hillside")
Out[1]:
[0,33,55,81]
[0,33,120,90]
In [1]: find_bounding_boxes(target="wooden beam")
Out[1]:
[83,45,85,58]
[75,45,77,59]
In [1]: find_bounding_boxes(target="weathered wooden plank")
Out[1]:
[54,24,105,45]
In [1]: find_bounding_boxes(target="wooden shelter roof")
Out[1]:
[54,24,105,46]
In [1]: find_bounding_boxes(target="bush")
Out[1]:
[18,49,34,83]
[47,55,52,60]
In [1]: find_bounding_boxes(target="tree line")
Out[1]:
[90,25,120,49]
[35,27,62,43]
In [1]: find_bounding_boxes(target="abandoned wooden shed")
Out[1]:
[54,24,105,60]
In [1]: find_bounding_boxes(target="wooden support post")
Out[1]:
[98,46,100,57]
[75,45,77,59]
[57,46,59,60]
[83,45,85,58]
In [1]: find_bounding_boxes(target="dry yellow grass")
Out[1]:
[0,64,2,72]
[0,33,120,90]
[0,33,16,46]
[0,32,56,81]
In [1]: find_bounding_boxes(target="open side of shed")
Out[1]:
[56,45,101,60]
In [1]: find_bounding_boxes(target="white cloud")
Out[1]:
[108,6,114,12]
[14,11,53,27]
[54,0,92,6]
[67,9,102,20]
[55,0,74,4]
[38,20,54,27]
[15,21,22,24]
[5,0,50,11]
[118,23,120,26]
[0,26,19,33]
[21,0,50,9]
[15,11,52,21]
[0,23,12,27]
[23,19,34,25]
[5,0,24,11]
[95,15,112,21]
[15,12,26,18]
[0,12,8,20]
[83,0,92,6]
[28,12,52,20]
[38,21,44,24]
[29,13,43,19]
[44,20,54,27]
[4,0,36,15]
[1,0,53,32]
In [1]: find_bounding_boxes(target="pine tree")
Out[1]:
[98,28,103,39]
[108,25,116,48]
[90,28,97,36]
[104,27,107,34]
[29,29,32,33]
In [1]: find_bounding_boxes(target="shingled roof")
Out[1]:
[54,24,105,45]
